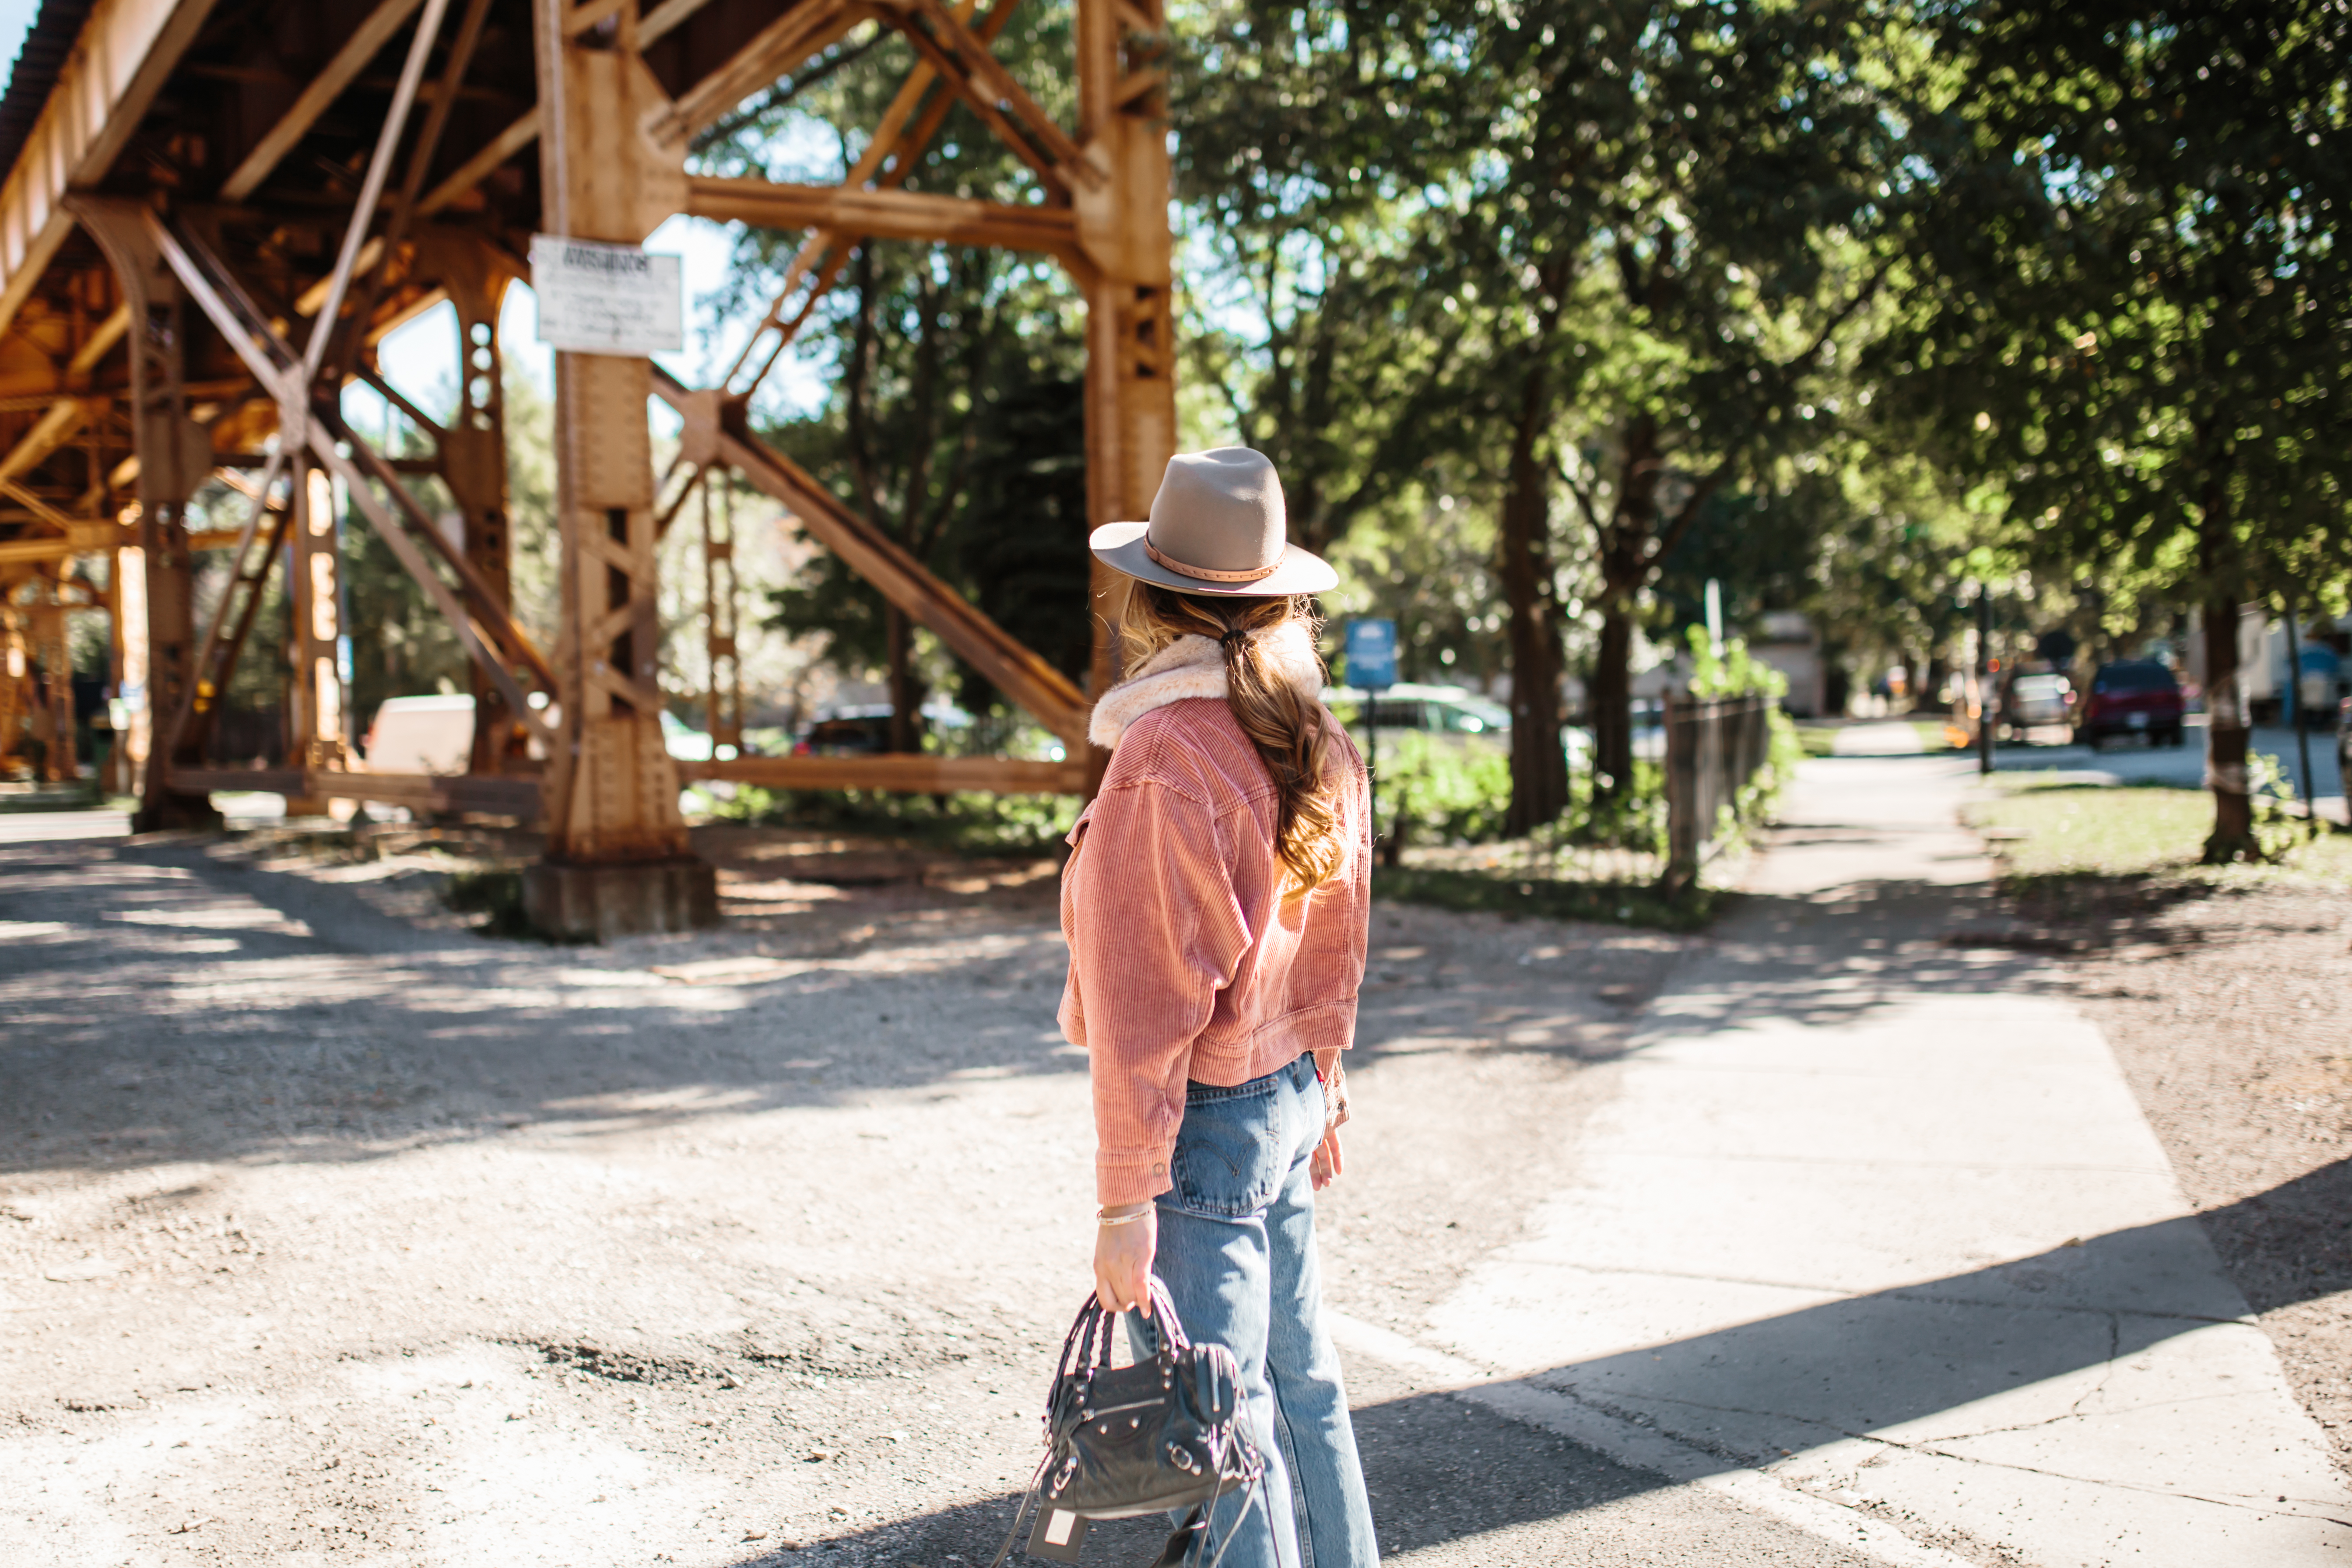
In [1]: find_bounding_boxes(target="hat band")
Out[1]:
[1144,536,1280,583]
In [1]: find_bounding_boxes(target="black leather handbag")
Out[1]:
[990,1281,1265,1568]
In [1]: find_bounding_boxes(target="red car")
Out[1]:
[2075,660,2186,749]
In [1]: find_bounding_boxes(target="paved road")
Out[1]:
[1997,717,2344,800]
[1835,716,2349,818]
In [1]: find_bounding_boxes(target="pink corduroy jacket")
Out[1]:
[1059,625,1373,1207]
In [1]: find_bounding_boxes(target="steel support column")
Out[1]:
[71,198,221,829]
[0,601,24,774]
[1074,0,1176,734]
[700,473,742,759]
[522,0,715,939]
[284,458,350,810]
[433,241,528,775]
[32,583,76,780]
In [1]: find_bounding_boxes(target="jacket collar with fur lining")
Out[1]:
[1088,622,1323,751]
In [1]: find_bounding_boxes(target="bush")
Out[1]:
[1371,732,1514,845]
[1362,736,1673,856]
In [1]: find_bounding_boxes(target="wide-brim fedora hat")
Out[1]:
[1089,447,1338,597]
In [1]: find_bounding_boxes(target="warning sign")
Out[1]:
[529,235,683,356]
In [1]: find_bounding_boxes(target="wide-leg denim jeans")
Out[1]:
[1127,1053,1378,1568]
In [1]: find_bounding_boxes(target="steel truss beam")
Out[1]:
[2,0,1176,921]
[144,214,558,751]
[656,367,1089,748]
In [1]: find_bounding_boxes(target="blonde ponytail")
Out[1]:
[1118,585,1348,894]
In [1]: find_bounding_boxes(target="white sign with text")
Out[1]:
[529,235,683,356]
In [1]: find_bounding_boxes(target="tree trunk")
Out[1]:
[2201,587,2255,861]
[1499,366,1568,836]
[886,607,921,754]
[1590,603,1634,795]
[1587,416,1661,801]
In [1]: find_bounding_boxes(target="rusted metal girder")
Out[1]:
[656,367,1091,749]
[698,472,743,761]
[0,0,1176,936]
[68,196,219,828]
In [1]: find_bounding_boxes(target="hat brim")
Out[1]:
[1088,521,1339,597]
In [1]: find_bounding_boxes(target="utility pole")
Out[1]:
[1977,585,1995,776]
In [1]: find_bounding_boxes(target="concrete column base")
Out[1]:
[523,857,719,942]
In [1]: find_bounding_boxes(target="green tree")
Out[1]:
[1882,0,2352,858]
[1449,0,1912,820]
[1170,0,1478,557]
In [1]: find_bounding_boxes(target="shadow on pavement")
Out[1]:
[708,1181,2347,1564]
[0,835,1085,1174]
[0,831,1683,1177]
[716,1375,1748,1565]
[2200,1155,2352,1315]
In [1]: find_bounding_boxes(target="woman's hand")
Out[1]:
[1094,1203,1157,1315]
[1310,1059,1352,1190]
[1309,1127,1345,1189]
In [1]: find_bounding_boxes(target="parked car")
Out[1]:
[365,695,716,769]
[660,709,717,762]
[793,705,896,756]
[2001,672,2075,740]
[1323,683,1512,739]
[789,698,990,758]
[362,694,474,774]
[2075,660,2186,749]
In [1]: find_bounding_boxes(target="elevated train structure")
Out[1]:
[0,0,1170,933]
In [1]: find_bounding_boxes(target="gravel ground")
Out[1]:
[2008,873,2352,1475]
[1,823,1888,1567]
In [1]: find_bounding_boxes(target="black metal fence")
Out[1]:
[1664,694,1776,888]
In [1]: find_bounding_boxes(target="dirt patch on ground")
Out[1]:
[2014,875,2352,1472]
[1,821,1735,1567]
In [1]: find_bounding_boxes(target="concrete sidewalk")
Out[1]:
[1346,755,2352,1565]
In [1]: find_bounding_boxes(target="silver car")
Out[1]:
[2003,673,2075,740]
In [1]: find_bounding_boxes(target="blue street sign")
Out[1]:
[1345,618,1397,691]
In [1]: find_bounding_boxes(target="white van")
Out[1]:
[361,694,709,773]
[362,694,475,775]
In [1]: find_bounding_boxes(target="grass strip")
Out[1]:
[1964,778,2352,919]
[1373,864,1720,932]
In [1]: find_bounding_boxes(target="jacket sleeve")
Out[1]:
[1064,775,1250,1206]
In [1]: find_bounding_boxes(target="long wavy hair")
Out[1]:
[1118,584,1348,895]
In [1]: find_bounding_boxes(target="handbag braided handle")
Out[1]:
[1046,1278,1194,1407]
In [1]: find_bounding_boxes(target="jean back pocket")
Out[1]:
[1168,1076,1287,1219]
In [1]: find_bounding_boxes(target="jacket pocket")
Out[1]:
[1167,1076,1286,1219]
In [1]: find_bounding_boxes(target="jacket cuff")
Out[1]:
[1096,1147,1175,1208]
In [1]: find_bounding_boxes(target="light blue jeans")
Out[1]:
[1127,1053,1379,1568]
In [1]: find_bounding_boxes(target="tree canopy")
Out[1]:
[700,0,2352,852]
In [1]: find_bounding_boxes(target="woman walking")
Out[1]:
[1060,447,1380,1568]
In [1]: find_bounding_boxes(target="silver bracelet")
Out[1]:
[1097,1208,1152,1227]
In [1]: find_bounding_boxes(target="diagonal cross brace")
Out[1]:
[723,0,1019,402]
[147,213,559,749]
[864,0,1099,197]
[652,366,1090,747]
[167,446,291,763]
